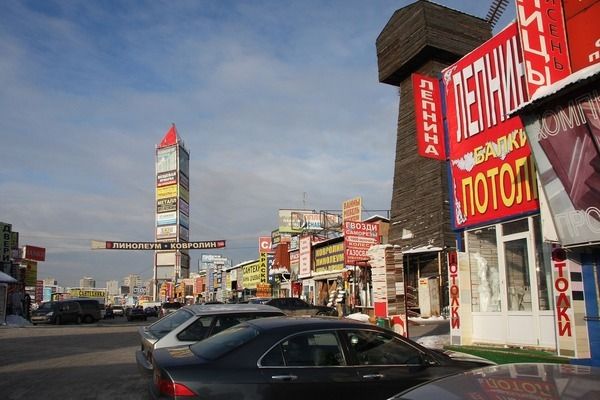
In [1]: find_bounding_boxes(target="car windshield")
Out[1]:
[190,324,260,360]
[148,308,194,339]
[38,302,54,310]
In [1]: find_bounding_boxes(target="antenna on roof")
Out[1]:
[486,0,510,28]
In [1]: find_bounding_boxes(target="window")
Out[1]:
[533,217,552,311]
[264,332,345,367]
[344,330,422,365]
[468,226,502,312]
[190,325,259,360]
[504,238,532,311]
[149,309,194,339]
[177,316,213,341]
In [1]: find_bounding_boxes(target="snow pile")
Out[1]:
[416,334,450,349]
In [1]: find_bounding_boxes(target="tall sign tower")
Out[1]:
[154,124,190,300]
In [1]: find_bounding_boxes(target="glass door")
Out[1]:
[504,238,532,312]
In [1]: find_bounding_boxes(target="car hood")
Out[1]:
[435,349,495,366]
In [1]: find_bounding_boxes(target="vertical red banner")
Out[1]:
[516,0,571,98]
[412,73,446,160]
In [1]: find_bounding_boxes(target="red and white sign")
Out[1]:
[299,236,312,278]
[516,0,571,98]
[23,245,46,262]
[442,23,539,229]
[552,248,573,337]
[343,221,380,264]
[447,252,460,333]
[412,73,446,160]
[258,236,273,253]
[563,0,600,72]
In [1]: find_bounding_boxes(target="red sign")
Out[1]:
[35,280,44,303]
[343,221,380,264]
[412,73,446,160]
[516,0,571,98]
[563,0,600,72]
[258,236,273,253]
[23,245,46,262]
[442,23,539,229]
[448,251,460,330]
[552,248,572,337]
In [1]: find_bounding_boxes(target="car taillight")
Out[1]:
[154,372,195,397]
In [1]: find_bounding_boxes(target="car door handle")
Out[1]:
[271,375,298,381]
[362,374,384,380]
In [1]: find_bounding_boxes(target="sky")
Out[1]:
[0,0,516,288]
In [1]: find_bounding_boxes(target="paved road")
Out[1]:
[0,318,155,400]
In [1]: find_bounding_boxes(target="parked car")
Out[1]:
[389,362,600,400]
[127,306,148,322]
[112,305,125,317]
[31,300,82,325]
[144,306,159,318]
[70,298,103,323]
[136,303,285,376]
[159,301,184,317]
[265,297,336,316]
[149,316,494,400]
[246,297,272,304]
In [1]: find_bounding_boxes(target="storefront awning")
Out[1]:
[402,245,443,254]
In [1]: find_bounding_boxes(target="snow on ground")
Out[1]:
[1,315,32,327]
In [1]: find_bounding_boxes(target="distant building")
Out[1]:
[79,277,95,288]
[106,280,120,296]
[42,277,57,286]
[123,274,141,288]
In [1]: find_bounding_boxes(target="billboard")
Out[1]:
[242,259,267,289]
[520,80,600,246]
[156,184,178,200]
[291,212,324,231]
[156,212,177,226]
[156,147,177,173]
[259,236,272,253]
[314,240,344,274]
[516,0,571,98]
[342,197,362,222]
[343,221,380,265]
[1,222,11,265]
[278,209,309,233]
[157,197,177,213]
[299,236,312,278]
[157,170,177,187]
[23,245,46,262]
[563,1,600,72]
[412,73,446,160]
[179,198,189,216]
[442,23,539,229]
[156,225,177,239]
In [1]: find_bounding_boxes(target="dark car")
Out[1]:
[389,362,600,400]
[31,300,82,325]
[70,298,103,323]
[265,297,336,316]
[145,306,159,318]
[127,306,148,322]
[137,303,285,377]
[149,316,494,400]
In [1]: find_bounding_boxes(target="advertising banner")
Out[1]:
[179,146,189,175]
[69,288,107,298]
[36,280,43,303]
[412,73,446,160]
[291,212,324,231]
[157,170,177,187]
[1,222,11,265]
[343,221,380,264]
[157,197,177,213]
[156,225,177,239]
[23,260,37,286]
[179,198,189,216]
[242,259,266,289]
[156,147,177,173]
[179,213,189,229]
[179,225,189,241]
[314,241,344,274]
[563,1,600,72]
[93,240,226,250]
[442,23,539,230]
[520,81,600,246]
[278,209,307,233]
[259,236,272,253]
[156,212,177,226]
[156,184,178,200]
[516,0,571,98]
[23,245,46,262]
[179,186,189,203]
[179,172,189,190]
[299,236,312,278]
[342,197,362,222]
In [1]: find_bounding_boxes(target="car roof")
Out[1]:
[245,315,370,330]
[183,303,284,316]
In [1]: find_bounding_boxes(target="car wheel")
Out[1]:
[84,315,93,324]
[55,316,61,325]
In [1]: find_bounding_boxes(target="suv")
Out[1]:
[265,297,336,316]
[31,300,82,325]
[136,304,285,376]
[70,298,102,323]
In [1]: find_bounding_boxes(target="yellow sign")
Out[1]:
[342,196,362,222]
[242,258,267,289]
[156,184,178,200]
[69,289,107,298]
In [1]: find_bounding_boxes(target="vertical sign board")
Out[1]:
[447,251,461,344]
[563,1,600,72]
[412,73,446,160]
[342,197,362,222]
[1,223,11,270]
[343,221,380,265]
[442,23,539,230]
[299,236,312,278]
[516,0,571,98]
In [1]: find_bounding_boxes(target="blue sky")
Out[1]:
[0,0,516,287]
